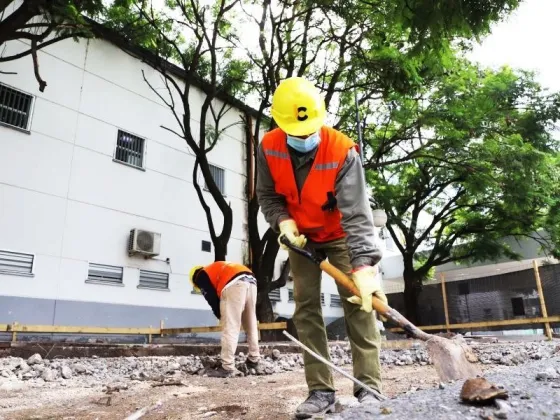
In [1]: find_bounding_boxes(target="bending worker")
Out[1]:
[190,261,261,377]
[256,76,387,418]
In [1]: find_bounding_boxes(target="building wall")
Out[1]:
[0,36,344,328]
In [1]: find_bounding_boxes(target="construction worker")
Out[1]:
[256,77,387,418]
[189,262,261,377]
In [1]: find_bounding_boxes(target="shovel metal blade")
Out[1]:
[426,335,482,382]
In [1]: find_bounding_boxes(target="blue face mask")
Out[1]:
[287,132,321,153]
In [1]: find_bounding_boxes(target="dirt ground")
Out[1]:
[0,364,454,420]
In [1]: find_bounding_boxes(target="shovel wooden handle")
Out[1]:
[281,237,432,342]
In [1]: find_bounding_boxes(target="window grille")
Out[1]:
[115,130,144,168]
[205,164,225,194]
[87,263,123,285]
[269,288,281,302]
[330,294,343,307]
[139,270,169,290]
[0,83,33,130]
[0,250,34,275]
[288,289,295,303]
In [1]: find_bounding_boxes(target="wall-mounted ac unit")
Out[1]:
[128,229,161,257]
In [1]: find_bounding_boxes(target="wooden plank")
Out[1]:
[533,260,553,340]
[388,315,560,333]
[9,324,160,335]
[161,321,287,336]
[440,273,450,333]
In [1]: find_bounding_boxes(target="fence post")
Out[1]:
[440,274,450,333]
[532,260,552,340]
[11,321,18,343]
[160,320,164,337]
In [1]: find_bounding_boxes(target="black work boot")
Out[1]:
[355,388,383,405]
[205,365,243,378]
[295,390,336,419]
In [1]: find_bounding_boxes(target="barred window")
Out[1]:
[269,288,281,302]
[320,293,325,306]
[139,270,169,290]
[114,130,145,168]
[86,263,123,285]
[0,83,33,130]
[205,164,225,195]
[330,294,343,307]
[0,250,34,276]
[288,289,295,303]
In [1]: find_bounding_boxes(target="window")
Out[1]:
[114,130,145,169]
[86,263,123,286]
[205,164,225,195]
[0,83,34,131]
[139,270,169,290]
[288,289,295,303]
[0,250,34,276]
[458,282,470,295]
[330,294,343,307]
[201,240,212,252]
[511,297,525,316]
[269,288,281,302]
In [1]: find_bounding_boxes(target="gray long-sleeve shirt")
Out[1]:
[256,131,382,269]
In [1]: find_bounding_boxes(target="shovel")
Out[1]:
[280,237,481,382]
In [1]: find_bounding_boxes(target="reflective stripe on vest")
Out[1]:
[262,126,355,243]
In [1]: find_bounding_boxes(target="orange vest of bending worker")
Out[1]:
[262,126,355,243]
[203,261,253,297]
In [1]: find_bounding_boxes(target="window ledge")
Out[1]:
[0,121,31,134]
[112,158,146,172]
[137,285,170,292]
[0,270,34,278]
[85,279,125,287]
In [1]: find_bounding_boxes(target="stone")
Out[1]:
[536,367,558,381]
[202,411,218,418]
[73,363,87,374]
[61,366,73,379]
[272,349,281,360]
[41,369,57,382]
[167,362,181,372]
[27,354,43,365]
[178,357,191,366]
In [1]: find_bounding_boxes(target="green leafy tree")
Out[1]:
[364,61,560,324]
[100,0,525,326]
[237,0,525,324]
[0,0,108,91]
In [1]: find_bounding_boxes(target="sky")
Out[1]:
[468,0,560,92]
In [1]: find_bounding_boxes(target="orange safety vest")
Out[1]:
[202,261,253,297]
[262,126,355,243]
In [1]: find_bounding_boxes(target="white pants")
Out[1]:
[220,281,260,370]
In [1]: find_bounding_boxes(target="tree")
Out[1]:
[238,0,525,323]
[105,0,253,263]
[0,0,106,91]
[101,0,525,327]
[363,61,560,324]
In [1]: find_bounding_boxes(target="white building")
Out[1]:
[0,27,387,330]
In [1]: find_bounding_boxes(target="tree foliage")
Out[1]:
[0,0,107,90]
[97,0,530,324]
[363,60,560,323]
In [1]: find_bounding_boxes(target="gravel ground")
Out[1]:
[0,339,559,419]
[328,353,560,420]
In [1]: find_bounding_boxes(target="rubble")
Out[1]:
[0,340,557,391]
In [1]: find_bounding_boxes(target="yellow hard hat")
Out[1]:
[271,77,326,136]
[189,265,204,293]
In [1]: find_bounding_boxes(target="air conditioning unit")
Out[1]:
[128,229,161,257]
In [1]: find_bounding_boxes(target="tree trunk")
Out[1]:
[402,266,423,326]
